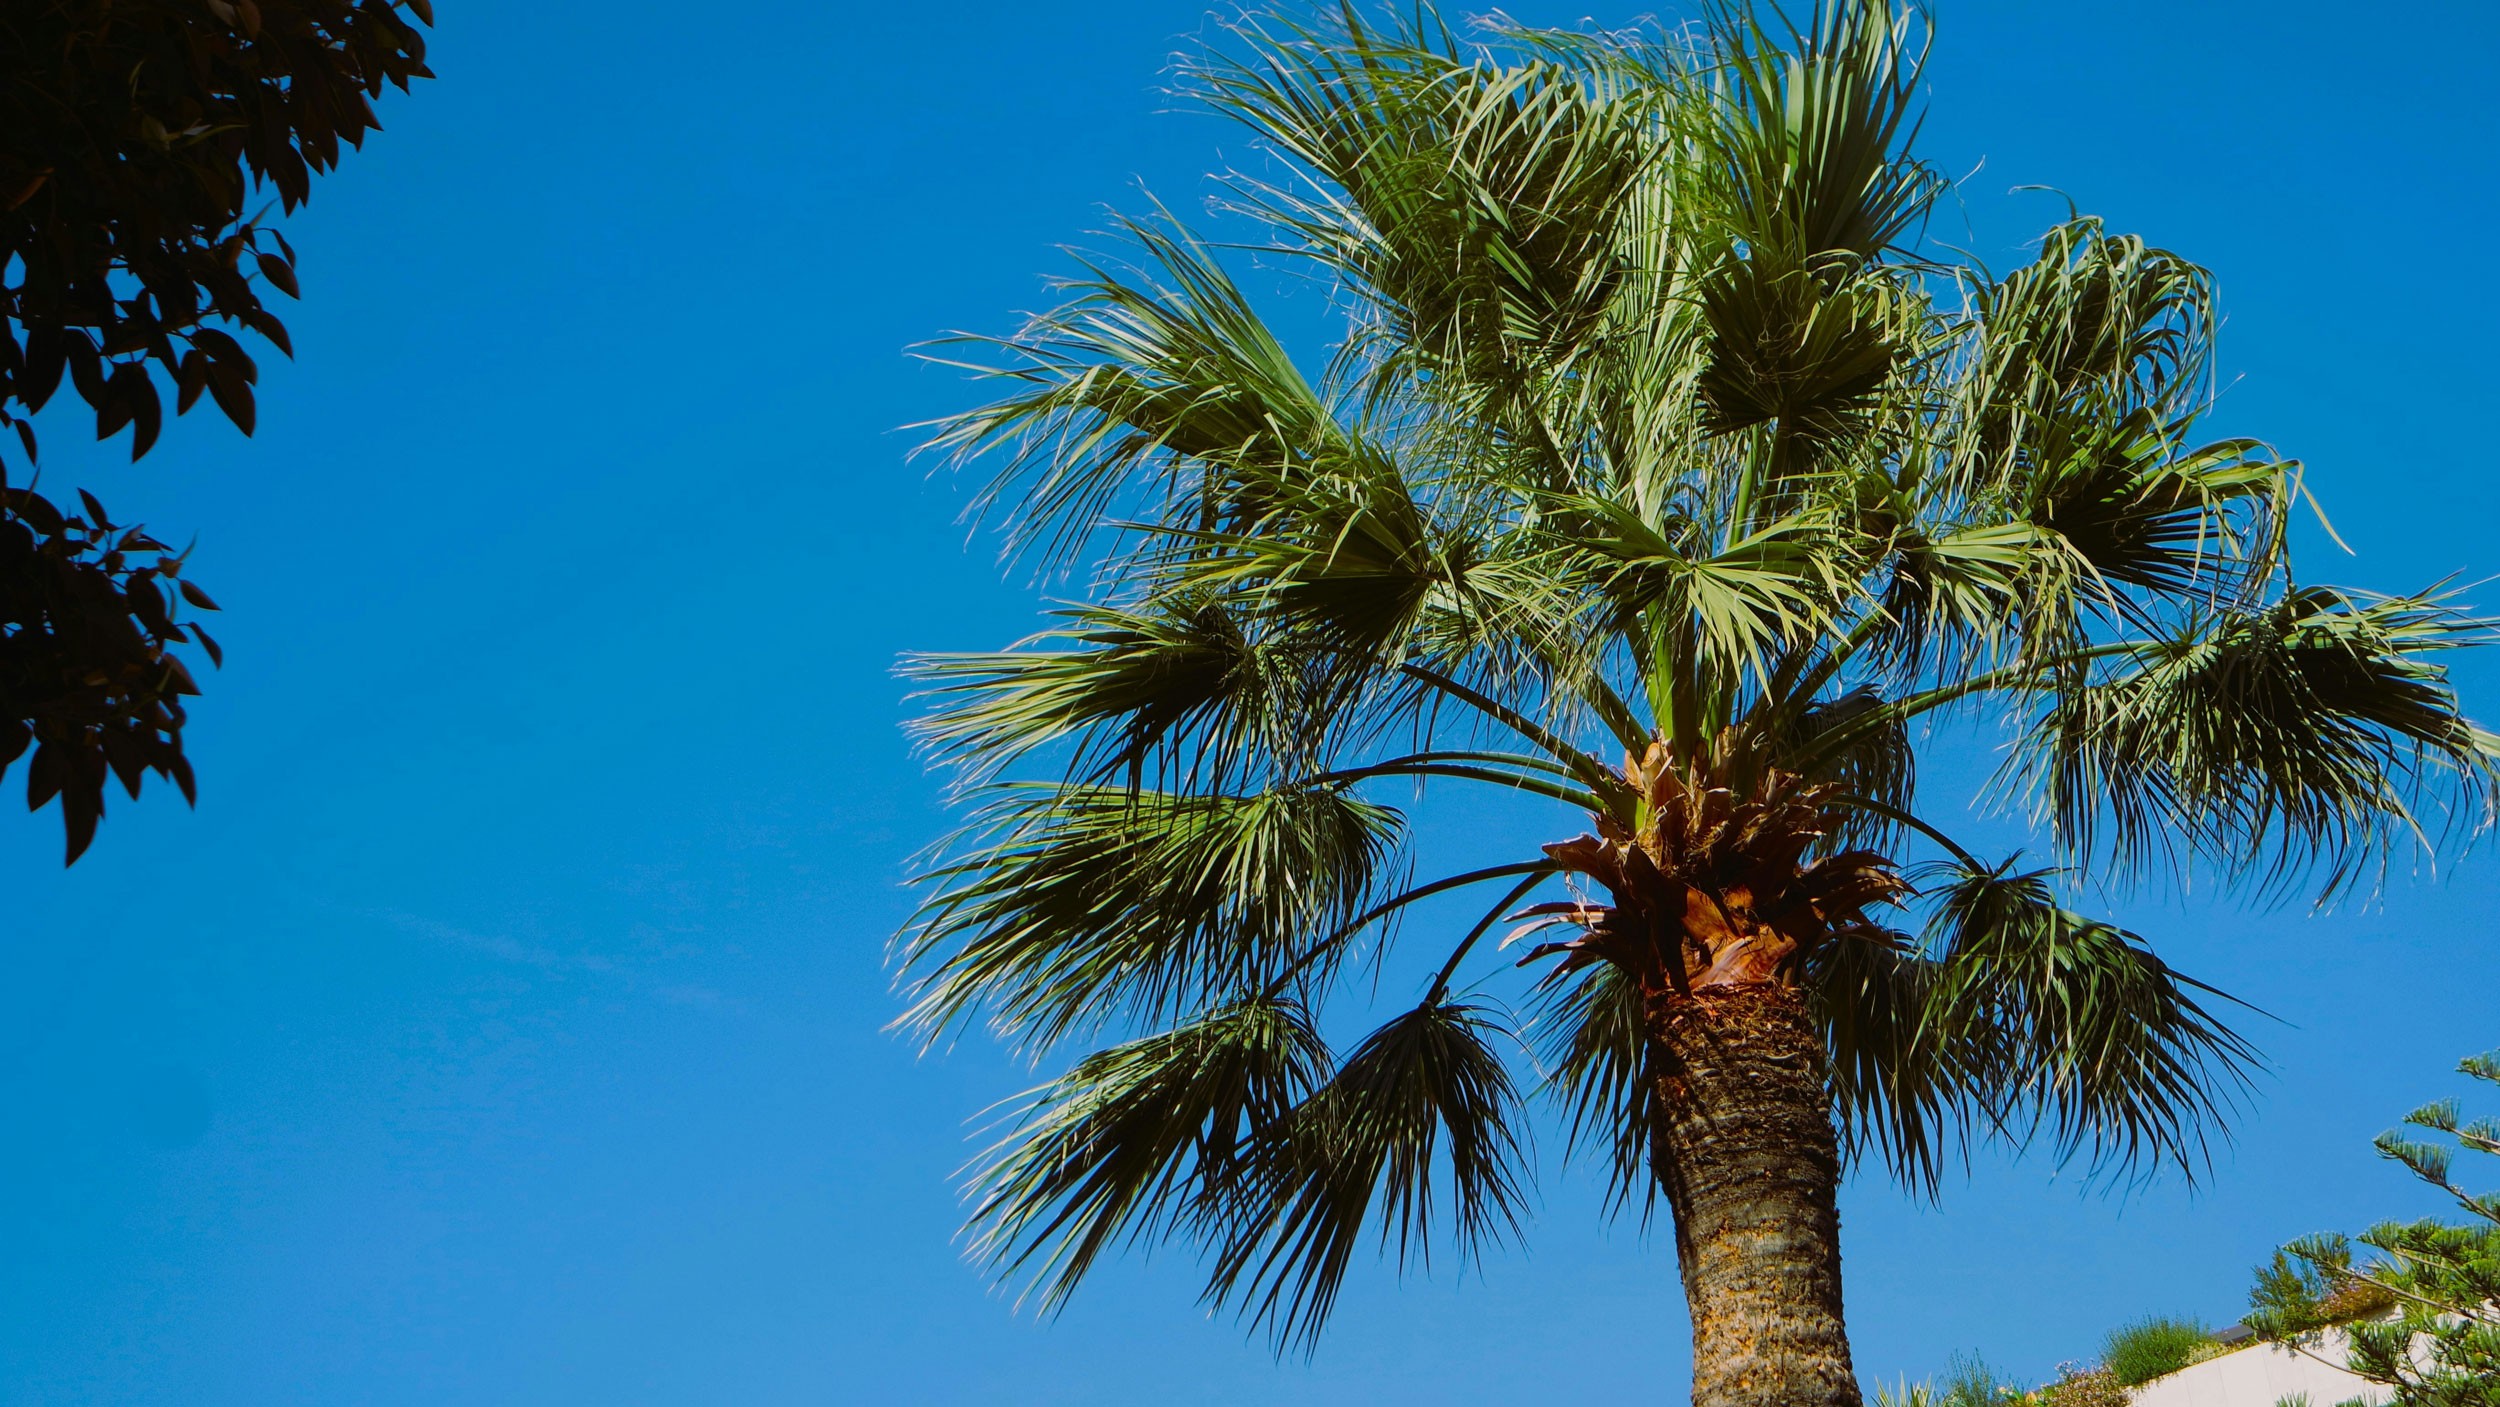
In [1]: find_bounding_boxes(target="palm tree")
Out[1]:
[897,5,2497,1404]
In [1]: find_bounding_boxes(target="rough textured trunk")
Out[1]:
[1651,983,1858,1407]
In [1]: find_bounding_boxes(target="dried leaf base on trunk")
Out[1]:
[1654,985,1859,1407]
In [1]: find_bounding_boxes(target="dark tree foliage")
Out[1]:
[0,0,431,860]
[1,0,434,457]
[0,487,214,863]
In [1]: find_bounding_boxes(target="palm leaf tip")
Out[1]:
[2013,586,2500,896]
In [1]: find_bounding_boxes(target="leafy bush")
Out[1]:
[2312,1277,2398,1325]
[1938,1351,2022,1407]
[1871,1380,1935,1407]
[2034,1366,2128,1407]
[1876,1359,2128,1407]
[2100,1315,2219,1387]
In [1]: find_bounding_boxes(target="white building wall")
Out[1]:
[2126,1330,2385,1407]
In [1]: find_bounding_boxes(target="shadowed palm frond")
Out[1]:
[1531,960,1661,1215]
[1918,858,2261,1178]
[1810,924,1961,1193]
[1199,997,1528,1351]
[965,994,1329,1313]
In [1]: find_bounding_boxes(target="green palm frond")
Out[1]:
[1859,519,2038,675]
[1706,0,1941,262]
[906,598,1302,786]
[1199,997,1528,1350]
[1531,960,1661,1215]
[2021,424,2284,604]
[2013,586,2499,891]
[965,994,1328,1312]
[1152,438,1449,666]
[1190,4,1654,396]
[1954,218,2218,471]
[1811,927,1964,1194]
[901,782,1401,1050]
[1693,247,1914,447]
[1788,685,1915,849]
[922,213,1350,565]
[1920,858,2261,1177]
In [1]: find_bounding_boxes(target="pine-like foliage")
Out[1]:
[2249,1049,2500,1407]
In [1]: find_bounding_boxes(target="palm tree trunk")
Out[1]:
[1651,983,1859,1407]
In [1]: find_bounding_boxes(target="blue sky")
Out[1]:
[4,3,2498,1403]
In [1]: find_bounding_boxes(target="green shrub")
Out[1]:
[1938,1351,2023,1407]
[2035,1366,2129,1407]
[2100,1315,2219,1387]
[1871,1380,1935,1407]
[2312,1276,2398,1325]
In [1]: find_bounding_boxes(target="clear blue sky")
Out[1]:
[4,3,2497,1403]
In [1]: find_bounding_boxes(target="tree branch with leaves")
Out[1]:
[0,0,432,860]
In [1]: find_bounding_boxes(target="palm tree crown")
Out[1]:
[898,0,2497,1368]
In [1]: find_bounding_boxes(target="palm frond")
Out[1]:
[1541,491,1850,689]
[2013,586,2500,893]
[1530,960,1660,1215]
[902,783,1402,1050]
[1810,928,1964,1195]
[1693,246,1913,447]
[1190,4,1654,397]
[906,598,1308,787]
[1151,436,1449,667]
[1200,997,1528,1351]
[1786,684,1914,849]
[1705,0,1941,263]
[1917,857,2261,1179]
[920,212,1350,565]
[1952,217,2220,480]
[964,994,1328,1313]
[2020,423,2285,609]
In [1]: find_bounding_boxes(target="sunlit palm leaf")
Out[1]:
[1190,5,1652,394]
[906,599,1301,786]
[1706,0,1942,262]
[2014,586,2499,891]
[922,214,1351,564]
